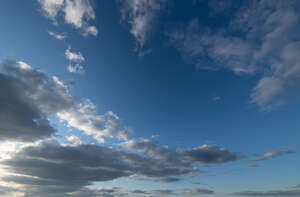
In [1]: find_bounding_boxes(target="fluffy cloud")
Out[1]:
[120,0,166,49]
[0,60,127,143]
[65,48,85,62]
[169,0,300,110]
[38,0,98,36]
[0,60,69,141]
[66,135,82,145]
[65,47,85,73]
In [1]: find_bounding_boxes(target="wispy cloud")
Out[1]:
[119,0,166,50]
[48,31,67,40]
[38,0,98,36]
[248,147,295,162]
[168,0,300,110]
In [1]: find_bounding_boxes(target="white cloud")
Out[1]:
[120,0,166,49]
[38,0,98,37]
[67,64,85,74]
[84,25,98,36]
[57,100,129,143]
[38,0,64,19]
[66,135,82,145]
[65,48,85,62]
[48,31,66,40]
[65,48,85,73]
[169,0,300,110]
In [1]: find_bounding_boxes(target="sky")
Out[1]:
[0,0,299,197]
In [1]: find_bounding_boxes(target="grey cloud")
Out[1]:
[0,60,128,143]
[183,188,214,195]
[0,60,70,141]
[181,144,239,164]
[0,140,197,196]
[233,189,300,197]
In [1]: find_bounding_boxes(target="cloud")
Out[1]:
[38,0,98,36]
[121,139,190,168]
[65,47,86,74]
[181,144,239,164]
[48,31,67,40]
[0,60,70,141]
[248,148,296,162]
[0,60,128,143]
[183,188,215,195]
[119,0,166,49]
[233,189,300,196]
[168,0,300,109]
[38,0,64,19]
[0,140,200,196]
[65,48,85,62]
[67,64,85,74]
[66,135,82,145]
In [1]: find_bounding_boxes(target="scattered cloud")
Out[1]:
[65,47,85,73]
[119,0,166,50]
[67,64,85,74]
[181,144,239,164]
[48,31,67,40]
[248,147,296,162]
[65,48,85,62]
[38,0,98,36]
[183,188,214,195]
[233,189,300,196]
[169,0,300,110]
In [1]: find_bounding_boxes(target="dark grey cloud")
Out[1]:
[0,60,71,141]
[181,145,239,164]
[233,189,300,197]
[0,60,128,143]
[0,140,197,196]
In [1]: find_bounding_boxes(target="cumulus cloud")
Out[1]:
[38,0,98,36]
[0,60,69,141]
[169,0,300,109]
[119,0,166,49]
[0,60,128,143]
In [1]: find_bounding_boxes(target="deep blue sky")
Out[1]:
[0,1,299,197]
